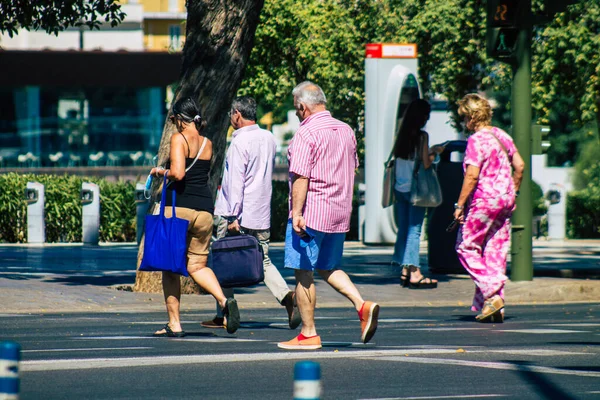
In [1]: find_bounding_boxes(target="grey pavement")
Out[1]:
[0,239,599,314]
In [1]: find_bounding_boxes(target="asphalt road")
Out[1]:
[2,303,599,399]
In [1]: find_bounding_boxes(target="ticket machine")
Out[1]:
[363,43,421,244]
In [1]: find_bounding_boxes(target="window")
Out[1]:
[169,25,181,51]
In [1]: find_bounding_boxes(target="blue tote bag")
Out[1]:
[140,173,190,276]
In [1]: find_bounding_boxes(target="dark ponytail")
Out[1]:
[393,99,431,160]
[171,97,207,133]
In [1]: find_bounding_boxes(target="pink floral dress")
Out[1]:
[456,127,518,311]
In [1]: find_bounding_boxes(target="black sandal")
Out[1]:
[408,276,438,289]
[153,323,186,338]
[400,272,410,288]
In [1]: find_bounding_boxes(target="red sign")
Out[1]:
[365,43,417,59]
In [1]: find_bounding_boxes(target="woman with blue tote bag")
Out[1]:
[147,97,240,337]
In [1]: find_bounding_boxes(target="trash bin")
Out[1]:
[427,140,467,274]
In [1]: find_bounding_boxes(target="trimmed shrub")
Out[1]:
[271,180,290,242]
[567,186,600,239]
[0,173,136,243]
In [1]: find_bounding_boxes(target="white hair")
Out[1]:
[292,81,327,108]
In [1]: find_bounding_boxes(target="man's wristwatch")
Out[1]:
[454,203,464,210]
[226,216,237,224]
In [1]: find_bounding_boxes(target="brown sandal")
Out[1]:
[476,296,504,322]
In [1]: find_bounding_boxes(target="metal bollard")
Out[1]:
[294,361,321,400]
[0,341,21,400]
[357,183,366,242]
[24,182,45,244]
[134,182,149,244]
[81,182,100,245]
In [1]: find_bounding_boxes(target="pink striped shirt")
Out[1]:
[287,111,358,233]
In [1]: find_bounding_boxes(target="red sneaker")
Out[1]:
[359,301,380,344]
[277,334,322,350]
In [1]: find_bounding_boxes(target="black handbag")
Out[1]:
[211,234,264,288]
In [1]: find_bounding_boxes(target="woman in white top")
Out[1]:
[391,99,444,289]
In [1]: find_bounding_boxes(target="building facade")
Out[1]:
[0,0,186,169]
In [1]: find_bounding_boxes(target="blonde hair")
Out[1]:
[457,94,492,131]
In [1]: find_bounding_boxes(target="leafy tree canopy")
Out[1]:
[242,0,598,166]
[0,0,125,38]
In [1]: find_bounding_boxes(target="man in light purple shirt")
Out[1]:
[202,96,301,330]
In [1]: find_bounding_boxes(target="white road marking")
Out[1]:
[359,394,507,400]
[484,349,589,356]
[321,341,375,347]
[73,336,159,340]
[22,347,152,353]
[544,323,600,327]
[129,321,206,325]
[72,336,260,343]
[170,338,262,343]
[21,349,456,372]
[379,319,435,323]
[22,347,596,374]
[499,329,586,334]
[396,328,489,331]
[0,314,31,317]
[367,356,600,378]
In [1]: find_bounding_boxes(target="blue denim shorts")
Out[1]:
[284,220,346,271]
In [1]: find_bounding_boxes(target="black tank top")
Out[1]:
[164,158,214,214]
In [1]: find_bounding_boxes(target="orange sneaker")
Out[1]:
[359,301,380,344]
[277,334,322,350]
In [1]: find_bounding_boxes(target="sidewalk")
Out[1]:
[0,239,598,314]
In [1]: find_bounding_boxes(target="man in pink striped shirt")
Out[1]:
[278,81,380,350]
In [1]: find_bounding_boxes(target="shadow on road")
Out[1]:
[511,360,576,400]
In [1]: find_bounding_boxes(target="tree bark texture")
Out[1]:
[133,0,265,294]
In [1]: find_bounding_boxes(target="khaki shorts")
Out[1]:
[164,207,213,265]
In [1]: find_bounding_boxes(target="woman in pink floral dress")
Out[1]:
[453,94,525,322]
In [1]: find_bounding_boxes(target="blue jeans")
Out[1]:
[392,190,425,267]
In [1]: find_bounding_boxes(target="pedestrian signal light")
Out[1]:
[532,124,551,154]
[490,0,518,27]
[487,0,520,61]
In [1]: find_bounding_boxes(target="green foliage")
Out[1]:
[567,131,600,238]
[532,0,600,165]
[270,180,290,242]
[567,188,600,238]
[573,131,600,189]
[531,180,548,217]
[244,0,598,167]
[0,0,125,37]
[0,173,136,243]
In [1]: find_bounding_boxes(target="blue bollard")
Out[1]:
[0,341,20,400]
[294,361,321,400]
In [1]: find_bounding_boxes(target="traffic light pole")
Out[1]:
[510,0,533,281]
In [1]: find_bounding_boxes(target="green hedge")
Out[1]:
[271,181,290,242]
[567,186,600,239]
[0,173,136,243]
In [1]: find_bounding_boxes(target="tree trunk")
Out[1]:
[133,0,265,294]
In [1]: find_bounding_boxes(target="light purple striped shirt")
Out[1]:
[214,124,276,230]
[287,111,358,233]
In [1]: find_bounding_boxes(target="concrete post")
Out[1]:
[25,182,45,244]
[81,182,100,245]
[135,182,149,244]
